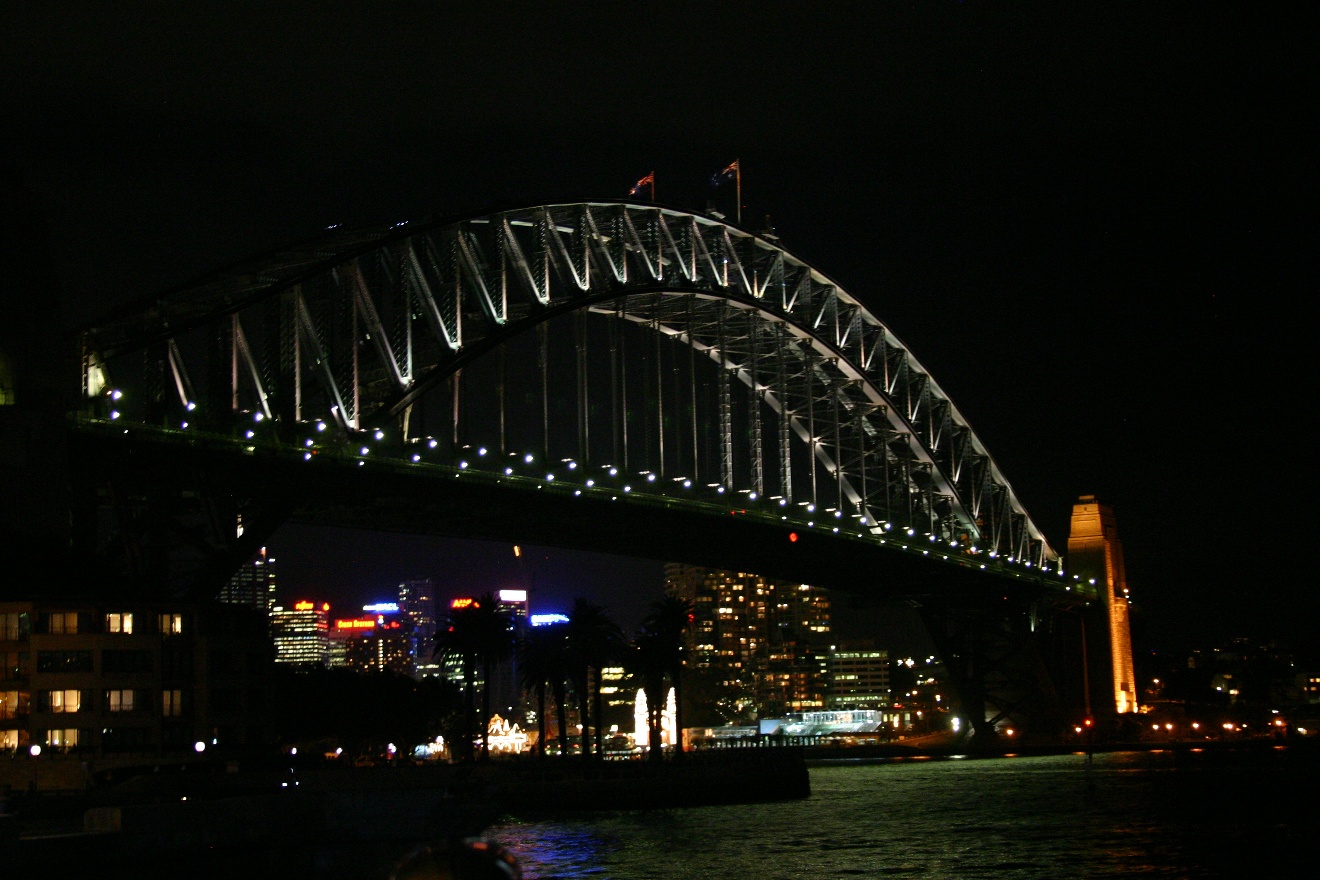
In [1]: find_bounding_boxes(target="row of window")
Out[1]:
[0,611,185,639]
[2,726,178,753]
[1,688,186,718]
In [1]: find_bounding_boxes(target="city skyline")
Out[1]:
[3,5,1311,656]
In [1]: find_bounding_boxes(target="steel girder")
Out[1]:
[78,201,1059,571]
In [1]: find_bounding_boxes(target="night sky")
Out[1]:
[4,4,1312,654]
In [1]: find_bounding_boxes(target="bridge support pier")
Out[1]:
[919,591,1071,746]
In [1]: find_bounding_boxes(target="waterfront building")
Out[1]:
[270,601,330,669]
[664,563,830,720]
[828,642,891,711]
[1,599,273,769]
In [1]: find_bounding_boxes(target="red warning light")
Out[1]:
[788,532,799,543]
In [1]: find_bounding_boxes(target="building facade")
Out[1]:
[270,601,330,669]
[1,599,273,767]
[664,563,831,719]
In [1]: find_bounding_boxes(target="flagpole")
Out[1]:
[735,160,741,225]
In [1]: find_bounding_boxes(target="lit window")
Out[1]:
[106,689,135,713]
[158,613,184,635]
[47,612,78,635]
[46,728,80,748]
[162,689,183,717]
[49,689,81,713]
[0,689,28,720]
[106,613,134,634]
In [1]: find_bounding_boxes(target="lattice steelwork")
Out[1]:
[79,202,1061,576]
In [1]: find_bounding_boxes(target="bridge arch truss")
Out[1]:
[80,202,1060,574]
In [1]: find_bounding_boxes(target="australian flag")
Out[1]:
[710,160,739,187]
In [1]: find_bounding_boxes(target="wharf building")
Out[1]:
[664,563,831,719]
[1,599,273,770]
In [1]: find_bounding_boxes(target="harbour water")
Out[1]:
[484,746,1319,879]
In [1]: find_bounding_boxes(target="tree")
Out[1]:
[517,623,569,759]
[640,594,694,757]
[627,628,671,761]
[566,597,625,761]
[434,593,516,761]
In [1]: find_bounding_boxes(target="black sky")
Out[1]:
[4,3,1313,653]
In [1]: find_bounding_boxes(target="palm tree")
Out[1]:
[627,628,670,761]
[641,594,694,757]
[566,597,625,761]
[517,623,569,759]
[433,592,516,761]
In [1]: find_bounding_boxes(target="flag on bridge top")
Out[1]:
[710,160,739,187]
[629,172,655,198]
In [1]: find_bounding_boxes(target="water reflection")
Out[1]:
[485,749,1320,879]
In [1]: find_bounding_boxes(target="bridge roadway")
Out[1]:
[70,417,1079,608]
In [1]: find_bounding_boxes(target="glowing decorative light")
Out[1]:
[411,454,420,462]
[304,452,312,461]
[749,491,758,500]
[647,473,656,482]
[459,461,468,469]
[546,474,554,481]
[374,430,385,440]
[186,401,196,411]
[505,467,514,475]
[245,430,255,438]
[110,390,123,400]
[623,485,631,492]
[524,453,534,463]
[427,438,437,447]
[478,447,487,456]
[254,412,264,422]
[29,745,41,756]
[609,467,618,476]
[110,410,120,420]
[683,480,692,488]
[194,741,206,753]
[359,446,369,455]
[788,532,798,543]
[586,479,595,487]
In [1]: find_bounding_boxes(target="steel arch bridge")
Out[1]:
[59,200,1110,741]
[77,201,1068,592]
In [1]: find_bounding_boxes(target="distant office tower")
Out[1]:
[664,563,831,719]
[218,546,278,615]
[270,601,330,669]
[1068,495,1138,717]
[828,642,891,711]
[397,579,438,678]
[491,590,528,717]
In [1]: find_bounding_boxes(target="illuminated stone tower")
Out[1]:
[1067,495,1137,717]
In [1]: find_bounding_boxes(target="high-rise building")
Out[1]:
[270,601,330,669]
[491,590,528,718]
[397,579,438,679]
[664,563,830,719]
[218,546,278,615]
